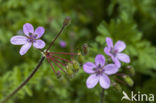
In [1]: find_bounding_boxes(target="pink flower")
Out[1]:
[83,54,119,89]
[10,23,45,55]
[104,37,130,67]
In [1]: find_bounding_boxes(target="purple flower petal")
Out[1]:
[99,74,110,89]
[117,53,130,63]
[95,54,105,67]
[23,23,34,36]
[114,41,126,52]
[106,37,113,48]
[104,47,112,56]
[19,43,32,55]
[10,36,27,45]
[104,64,119,75]
[83,62,96,74]
[112,56,121,67]
[33,40,45,49]
[34,27,45,39]
[86,74,99,88]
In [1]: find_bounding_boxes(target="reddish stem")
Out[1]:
[47,58,56,74]
[49,58,65,73]
[114,78,127,85]
[49,52,78,55]
[49,56,67,67]
[116,73,125,77]
[50,54,72,63]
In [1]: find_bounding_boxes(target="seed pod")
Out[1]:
[126,65,135,76]
[56,71,61,79]
[123,75,134,87]
[72,60,80,72]
[77,52,84,64]
[112,82,122,92]
[66,63,73,77]
[82,43,88,56]
[63,16,70,26]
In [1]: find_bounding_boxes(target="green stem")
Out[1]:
[0,56,45,103]
[100,88,105,103]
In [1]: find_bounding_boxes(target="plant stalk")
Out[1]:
[0,56,45,103]
[100,88,105,103]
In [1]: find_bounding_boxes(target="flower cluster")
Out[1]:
[10,22,130,89]
[83,37,130,89]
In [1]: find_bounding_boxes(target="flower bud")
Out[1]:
[123,75,134,87]
[72,60,80,72]
[63,16,70,26]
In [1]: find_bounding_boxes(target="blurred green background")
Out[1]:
[0,0,156,103]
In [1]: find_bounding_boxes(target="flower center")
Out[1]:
[94,65,104,75]
[27,33,37,43]
[110,48,118,56]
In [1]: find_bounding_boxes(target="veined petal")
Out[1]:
[95,54,105,67]
[19,42,32,55]
[10,36,27,45]
[99,74,110,89]
[112,56,121,68]
[34,27,45,39]
[104,64,119,75]
[106,37,113,48]
[33,40,45,49]
[104,47,112,56]
[114,41,126,52]
[117,53,130,63]
[23,23,34,36]
[83,62,96,74]
[86,74,99,88]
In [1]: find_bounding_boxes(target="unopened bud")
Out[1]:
[123,75,134,87]
[82,43,88,56]
[72,60,80,72]
[63,16,70,26]
[56,71,61,79]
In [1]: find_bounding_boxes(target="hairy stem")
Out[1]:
[46,24,66,52]
[0,56,45,103]
[100,88,105,103]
